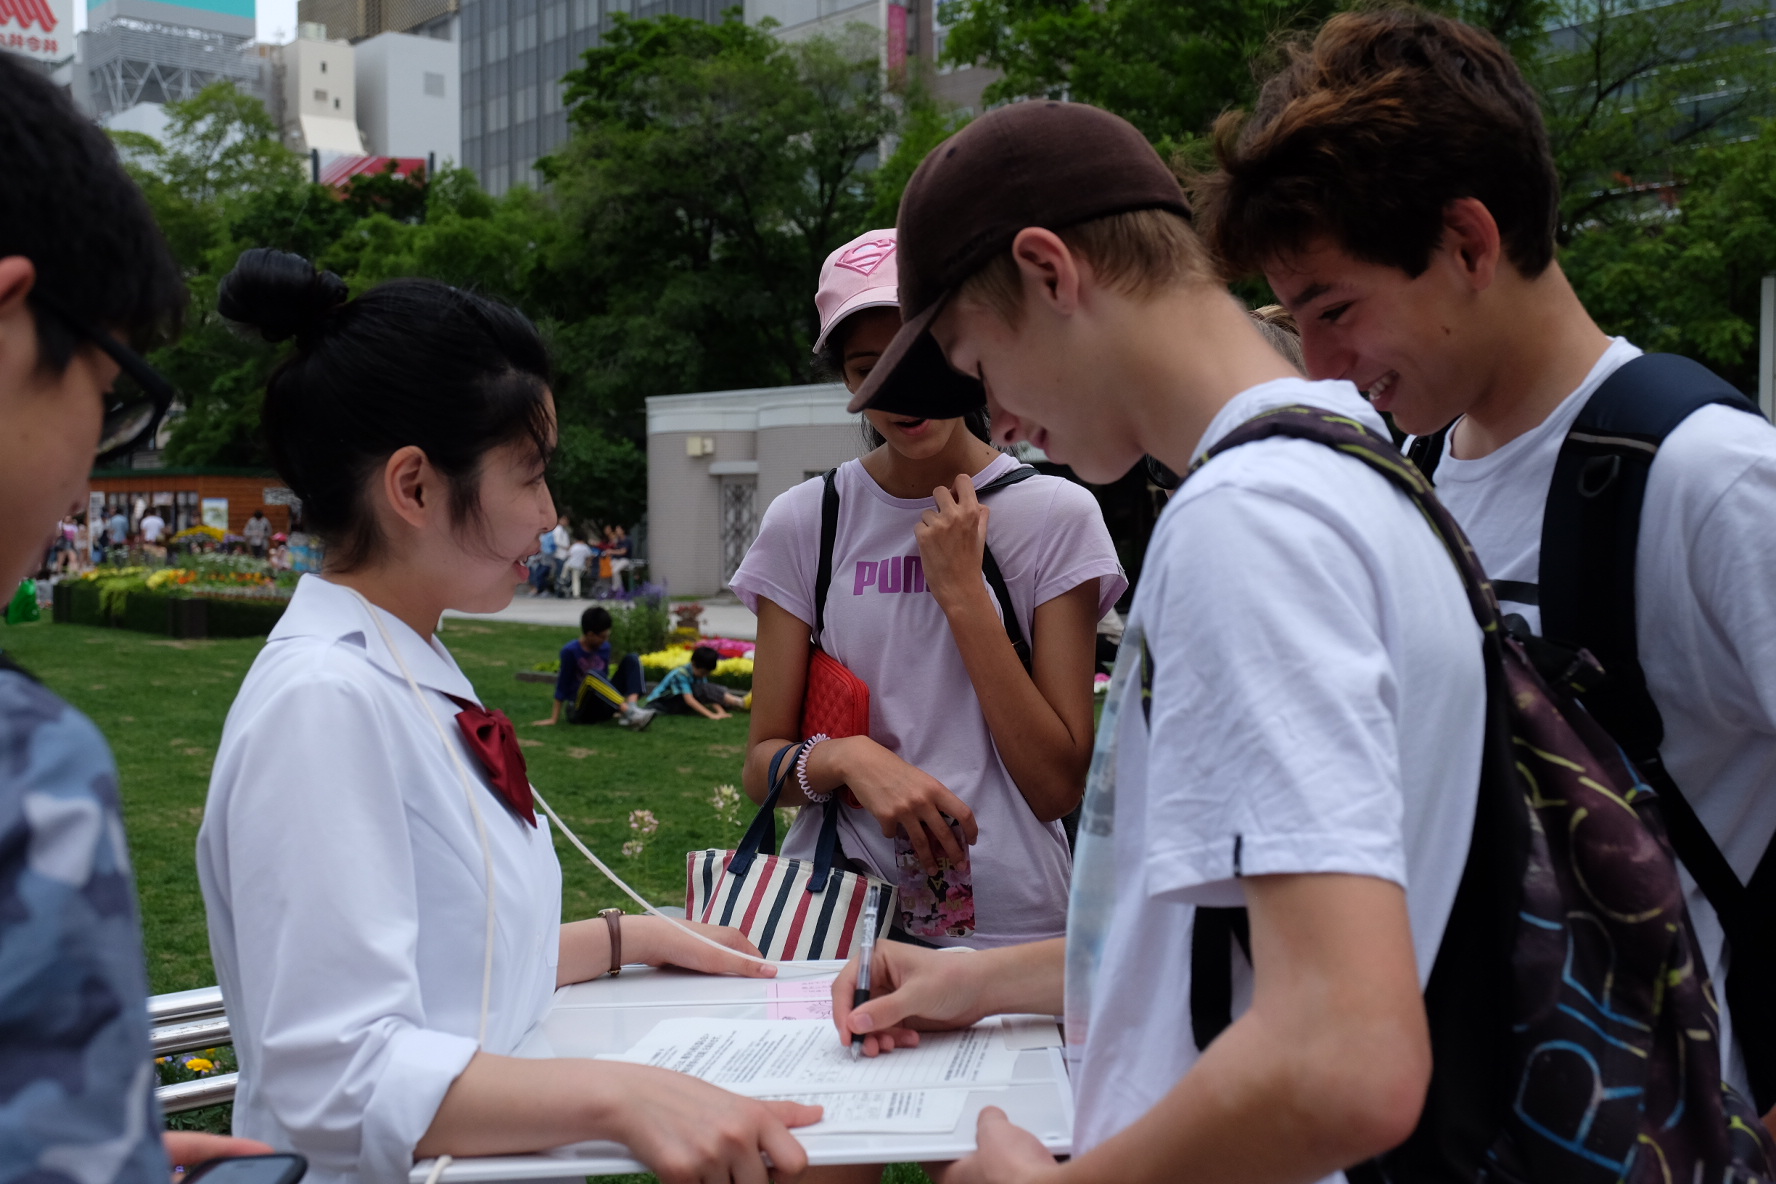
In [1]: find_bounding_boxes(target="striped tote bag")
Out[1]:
[686,743,896,961]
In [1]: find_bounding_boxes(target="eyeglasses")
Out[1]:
[29,292,180,467]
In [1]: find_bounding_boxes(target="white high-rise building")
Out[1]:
[354,26,458,159]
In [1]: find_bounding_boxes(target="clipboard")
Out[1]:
[409,962,1073,1180]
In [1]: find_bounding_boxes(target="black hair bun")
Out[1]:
[218,247,349,343]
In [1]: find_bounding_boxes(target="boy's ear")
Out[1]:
[1010,227,1083,316]
[0,257,37,317]
[1439,197,1503,293]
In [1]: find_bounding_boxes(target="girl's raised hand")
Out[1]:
[915,476,991,612]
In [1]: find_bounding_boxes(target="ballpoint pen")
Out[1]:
[851,884,880,1059]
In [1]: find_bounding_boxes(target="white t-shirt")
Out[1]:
[1066,379,1487,1178]
[1427,336,1776,1093]
[139,514,165,542]
[731,452,1127,948]
[198,576,562,1184]
[565,541,593,571]
[244,516,271,545]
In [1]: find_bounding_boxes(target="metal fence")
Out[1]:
[151,986,238,1114]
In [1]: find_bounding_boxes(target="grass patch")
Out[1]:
[3,617,931,1181]
[0,617,764,993]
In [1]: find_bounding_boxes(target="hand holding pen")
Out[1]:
[832,916,1008,1058]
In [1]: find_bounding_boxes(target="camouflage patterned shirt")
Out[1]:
[0,662,167,1184]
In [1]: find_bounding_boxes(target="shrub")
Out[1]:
[608,588,670,660]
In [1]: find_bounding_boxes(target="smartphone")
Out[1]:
[181,1154,307,1184]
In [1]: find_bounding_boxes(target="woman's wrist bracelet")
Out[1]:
[599,908,623,977]
[797,735,831,803]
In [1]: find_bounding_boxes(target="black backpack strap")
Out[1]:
[1405,424,1451,483]
[973,464,1042,672]
[976,465,1040,670]
[812,468,840,645]
[1189,907,1251,1049]
[1537,351,1774,1108]
[1182,406,1529,1177]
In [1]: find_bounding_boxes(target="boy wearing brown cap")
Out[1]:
[1195,8,1776,1126]
[826,99,1488,1183]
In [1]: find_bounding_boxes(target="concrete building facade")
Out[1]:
[298,0,455,42]
[75,0,267,120]
[744,0,997,114]
[272,27,367,153]
[646,383,863,597]
[354,26,459,156]
[458,0,725,196]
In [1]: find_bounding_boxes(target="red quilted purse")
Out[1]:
[802,470,872,741]
[800,646,870,739]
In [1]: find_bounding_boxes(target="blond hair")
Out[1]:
[956,208,1214,325]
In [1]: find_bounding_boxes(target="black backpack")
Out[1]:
[1409,353,1776,1112]
[1184,405,1775,1183]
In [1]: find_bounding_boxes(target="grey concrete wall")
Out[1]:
[647,429,755,598]
[758,422,864,509]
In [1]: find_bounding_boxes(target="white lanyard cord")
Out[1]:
[346,583,775,1053]
[527,788,770,966]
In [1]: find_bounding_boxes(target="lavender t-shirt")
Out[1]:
[730,453,1127,947]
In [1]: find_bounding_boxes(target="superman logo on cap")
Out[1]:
[834,238,896,276]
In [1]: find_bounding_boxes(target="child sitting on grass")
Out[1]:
[647,645,748,719]
[534,605,655,730]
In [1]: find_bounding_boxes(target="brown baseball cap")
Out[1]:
[848,100,1190,418]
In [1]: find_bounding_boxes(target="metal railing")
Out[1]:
[150,987,238,1114]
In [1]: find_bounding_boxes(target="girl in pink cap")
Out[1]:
[730,228,1126,951]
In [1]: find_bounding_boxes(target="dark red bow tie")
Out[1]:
[450,698,536,827]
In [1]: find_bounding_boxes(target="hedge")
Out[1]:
[50,582,286,638]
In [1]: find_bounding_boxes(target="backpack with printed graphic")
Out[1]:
[1185,405,1775,1184]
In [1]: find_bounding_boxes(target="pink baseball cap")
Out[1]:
[813,229,899,353]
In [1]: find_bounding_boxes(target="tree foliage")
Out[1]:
[1527,0,1776,236]
[1566,121,1776,392]
[542,13,896,409]
[936,0,1342,151]
[115,16,901,530]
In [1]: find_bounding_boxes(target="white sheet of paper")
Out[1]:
[761,1089,971,1134]
[598,1018,1019,1095]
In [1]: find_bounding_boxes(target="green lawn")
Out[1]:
[3,616,932,1181]
[0,616,762,994]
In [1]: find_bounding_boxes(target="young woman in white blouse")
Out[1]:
[197,249,819,1184]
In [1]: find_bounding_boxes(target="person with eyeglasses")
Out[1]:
[0,52,271,1184]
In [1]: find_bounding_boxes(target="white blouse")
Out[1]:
[197,575,563,1184]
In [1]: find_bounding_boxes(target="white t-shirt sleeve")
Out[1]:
[730,480,819,625]
[1665,412,1776,734]
[212,672,477,1178]
[1020,479,1128,616]
[1141,484,1407,904]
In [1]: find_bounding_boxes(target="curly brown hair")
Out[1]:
[1191,7,1558,281]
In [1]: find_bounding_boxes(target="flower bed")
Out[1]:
[53,561,293,638]
[638,644,754,690]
